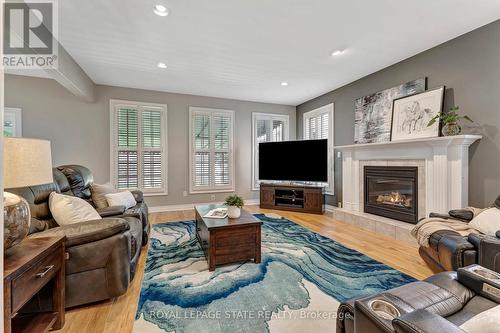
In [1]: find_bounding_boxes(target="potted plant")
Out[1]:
[427,106,473,136]
[224,194,244,218]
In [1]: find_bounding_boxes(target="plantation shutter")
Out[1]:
[193,113,211,187]
[117,108,139,189]
[213,114,231,185]
[142,109,163,189]
[190,108,234,192]
[112,101,167,194]
[303,104,334,194]
[252,113,289,189]
[305,112,329,140]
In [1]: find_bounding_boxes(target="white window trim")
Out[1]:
[303,103,334,195]
[189,107,235,194]
[251,112,290,191]
[109,99,168,196]
[4,107,22,137]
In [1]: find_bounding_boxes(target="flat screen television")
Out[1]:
[258,139,328,183]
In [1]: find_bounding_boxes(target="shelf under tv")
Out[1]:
[259,183,324,214]
[275,196,304,201]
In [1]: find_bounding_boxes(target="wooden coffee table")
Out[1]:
[195,204,262,271]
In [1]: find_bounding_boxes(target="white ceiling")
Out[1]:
[52,1,500,105]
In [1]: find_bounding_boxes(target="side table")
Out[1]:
[4,236,66,333]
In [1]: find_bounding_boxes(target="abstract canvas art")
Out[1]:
[391,86,444,141]
[354,78,426,143]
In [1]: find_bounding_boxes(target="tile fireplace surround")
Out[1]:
[333,135,481,246]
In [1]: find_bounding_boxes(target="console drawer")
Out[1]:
[11,248,62,312]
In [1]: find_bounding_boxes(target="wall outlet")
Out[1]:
[210,194,216,201]
[183,191,188,197]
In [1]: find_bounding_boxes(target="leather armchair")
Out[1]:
[8,167,143,308]
[337,267,500,333]
[419,205,500,273]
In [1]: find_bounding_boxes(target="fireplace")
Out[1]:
[364,166,418,223]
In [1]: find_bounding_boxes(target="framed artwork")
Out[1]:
[354,78,426,144]
[390,86,445,141]
[4,107,23,137]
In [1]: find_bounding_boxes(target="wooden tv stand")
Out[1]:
[259,183,324,214]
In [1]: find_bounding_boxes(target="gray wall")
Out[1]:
[5,75,296,207]
[297,19,500,208]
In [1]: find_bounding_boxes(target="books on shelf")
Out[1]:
[204,208,228,219]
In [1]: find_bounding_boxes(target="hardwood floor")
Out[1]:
[55,206,433,333]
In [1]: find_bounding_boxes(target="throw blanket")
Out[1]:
[411,207,486,247]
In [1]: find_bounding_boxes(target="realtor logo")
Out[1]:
[3,0,58,69]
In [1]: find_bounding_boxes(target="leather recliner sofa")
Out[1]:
[56,164,150,246]
[337,265,500,333]
[8,165,149,307]
[418,195,500,273]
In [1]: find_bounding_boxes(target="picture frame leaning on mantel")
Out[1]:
[390,86,445,141]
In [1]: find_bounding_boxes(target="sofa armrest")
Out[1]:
[131,190,143,203]
[96,205,126,217]
[448,209,474,222]
[29,218,130,247]
[468,233,500,272]
[429,212,453,219]
[29,217,50,234]
[437,234,475,271]
[429,209,473,222]
[392,309,466,333]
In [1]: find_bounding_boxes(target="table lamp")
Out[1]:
[4,137,53,250]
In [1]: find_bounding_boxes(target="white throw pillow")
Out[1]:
[90,183,116,209]
[460,304,500,333]
[469,207,500,236]
[49,192,102,226]
[105,191,137,209]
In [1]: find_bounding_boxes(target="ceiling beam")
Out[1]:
[45,44,95,102]
[5,43,95,102]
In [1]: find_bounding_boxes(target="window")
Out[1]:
[189,107,234,193]
[110,100,167,195]
[303,103,334,194]
[252,113,289,190]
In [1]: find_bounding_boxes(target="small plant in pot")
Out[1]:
[224,195,244,218]
[427,106,473,136]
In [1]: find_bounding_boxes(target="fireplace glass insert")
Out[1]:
[364,166,418,223]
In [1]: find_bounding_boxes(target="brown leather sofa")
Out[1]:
[8,165,149,307]
[337,265,500,333]
[56,165,150,246]
[418,196,500,273]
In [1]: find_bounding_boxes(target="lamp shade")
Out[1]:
[4,137,53,188]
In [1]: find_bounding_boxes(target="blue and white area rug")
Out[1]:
[134,214,415,333]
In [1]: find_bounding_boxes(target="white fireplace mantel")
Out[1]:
[335,135,482,216]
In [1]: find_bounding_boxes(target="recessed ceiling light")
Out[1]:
[157,62,167,69]
[153,4,169,16]
[281,82,289,86]
[331,49,345,56]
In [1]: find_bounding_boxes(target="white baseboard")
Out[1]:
[325,204,336,212]
[149,199,260,213]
